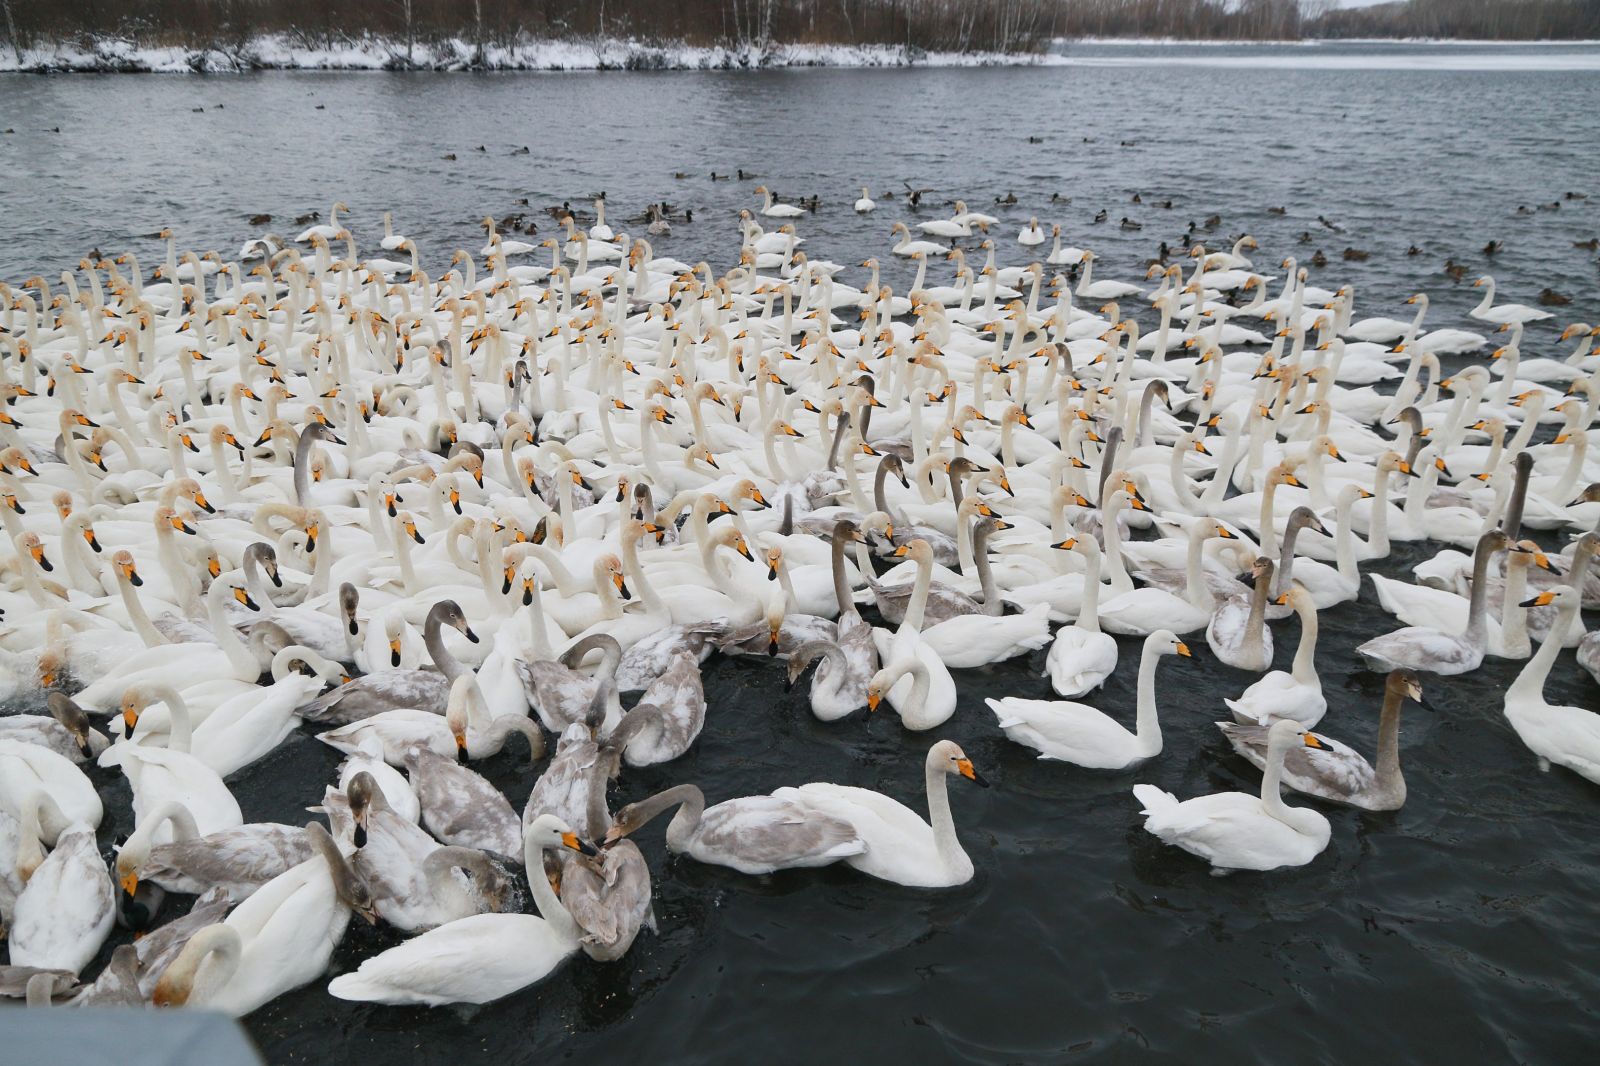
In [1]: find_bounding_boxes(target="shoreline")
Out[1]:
[2,33,1597,75]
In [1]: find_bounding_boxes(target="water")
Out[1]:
[3,41,1599,1064]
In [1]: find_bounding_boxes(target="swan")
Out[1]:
[324,816,595,1006]
[1468,276,1554,325]
[0,692,109,763]
[854,187,876,213]
[989,630,1191,768]
[1357,529,1508,675]
[755,186,805,219]
[778,739,987,888]
[115,800,311,902]
[1219,670,1422,810]
[150,822,376,1015]
[6,790,114,974]
[1043,535,1118,696]
[1503,587,1600,783]
[605,783,866,875]
[401,743,524,856]
[1224,586,1326,728]
[1132,719,1332,873]
[1205,556,1274,671]
[99,683,243,844]
[322,772,512,931]
[295,600,477,723]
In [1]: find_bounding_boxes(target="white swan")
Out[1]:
[1224,586,1326,728]
[1043,536,1118,696]
[989,630,1190,768]
[325,815,594,1006]
[1133,719,1332,873]
[1503,587,1600,783]
[778,740,987,888]
[151,822,375,1015]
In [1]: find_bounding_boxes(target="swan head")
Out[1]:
[1521,584,1577,611]
[430,599,478,645]
[1146,629,1192,661]
[526,814,599,858]
[1267,718,1330,759]
[927,739,988,787]
[1385,670,1424,705]
[18,531,51,572]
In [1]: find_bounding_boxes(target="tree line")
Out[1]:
[1,0,1596,59]
[0,0,1057,56]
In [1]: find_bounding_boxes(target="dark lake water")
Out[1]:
[2,40,1599,1065]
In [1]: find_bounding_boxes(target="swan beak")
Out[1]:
[234,587,260,611]
[122,703,139,734]
[866,691,881,712]
[766,559,778,581]
[389,639,402,667]
[957,758,989,787]
[1274,592,1291,606]
[603,824,626,845]
[462,624,481,644]
[1520,591,1556,608]
[1303,733,1329,751]
[735,539,755,562]
[30,544,52,571]
[1216,526,1236,539]
[562,831,599,857]
[1176,642,1193,658]
[1052,538,1077,551]
[124,563,143,586]
[768,628,781,656]
[454,731,469,763]
[613,573,631,601]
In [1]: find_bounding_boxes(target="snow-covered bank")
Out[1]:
[0,34,1049,73]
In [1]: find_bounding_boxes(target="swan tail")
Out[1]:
[822,839,867,860]
[1132,783,1178,817]
[328,972,412,1004]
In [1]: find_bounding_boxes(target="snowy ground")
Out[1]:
[0,35,1051,73]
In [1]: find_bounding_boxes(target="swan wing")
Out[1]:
[329,913,571,1005]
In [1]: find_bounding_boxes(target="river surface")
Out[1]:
[2,40,1599,1065]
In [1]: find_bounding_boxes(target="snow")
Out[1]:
[0,34,1053,74]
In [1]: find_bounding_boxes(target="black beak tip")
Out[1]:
[353,825,368,849]
[970,770,991,789]
[465,627,480,643]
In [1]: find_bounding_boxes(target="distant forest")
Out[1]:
[2,0,1597,61]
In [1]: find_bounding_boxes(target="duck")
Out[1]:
[988,630,1190,768]
[1132,719,1332,873]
